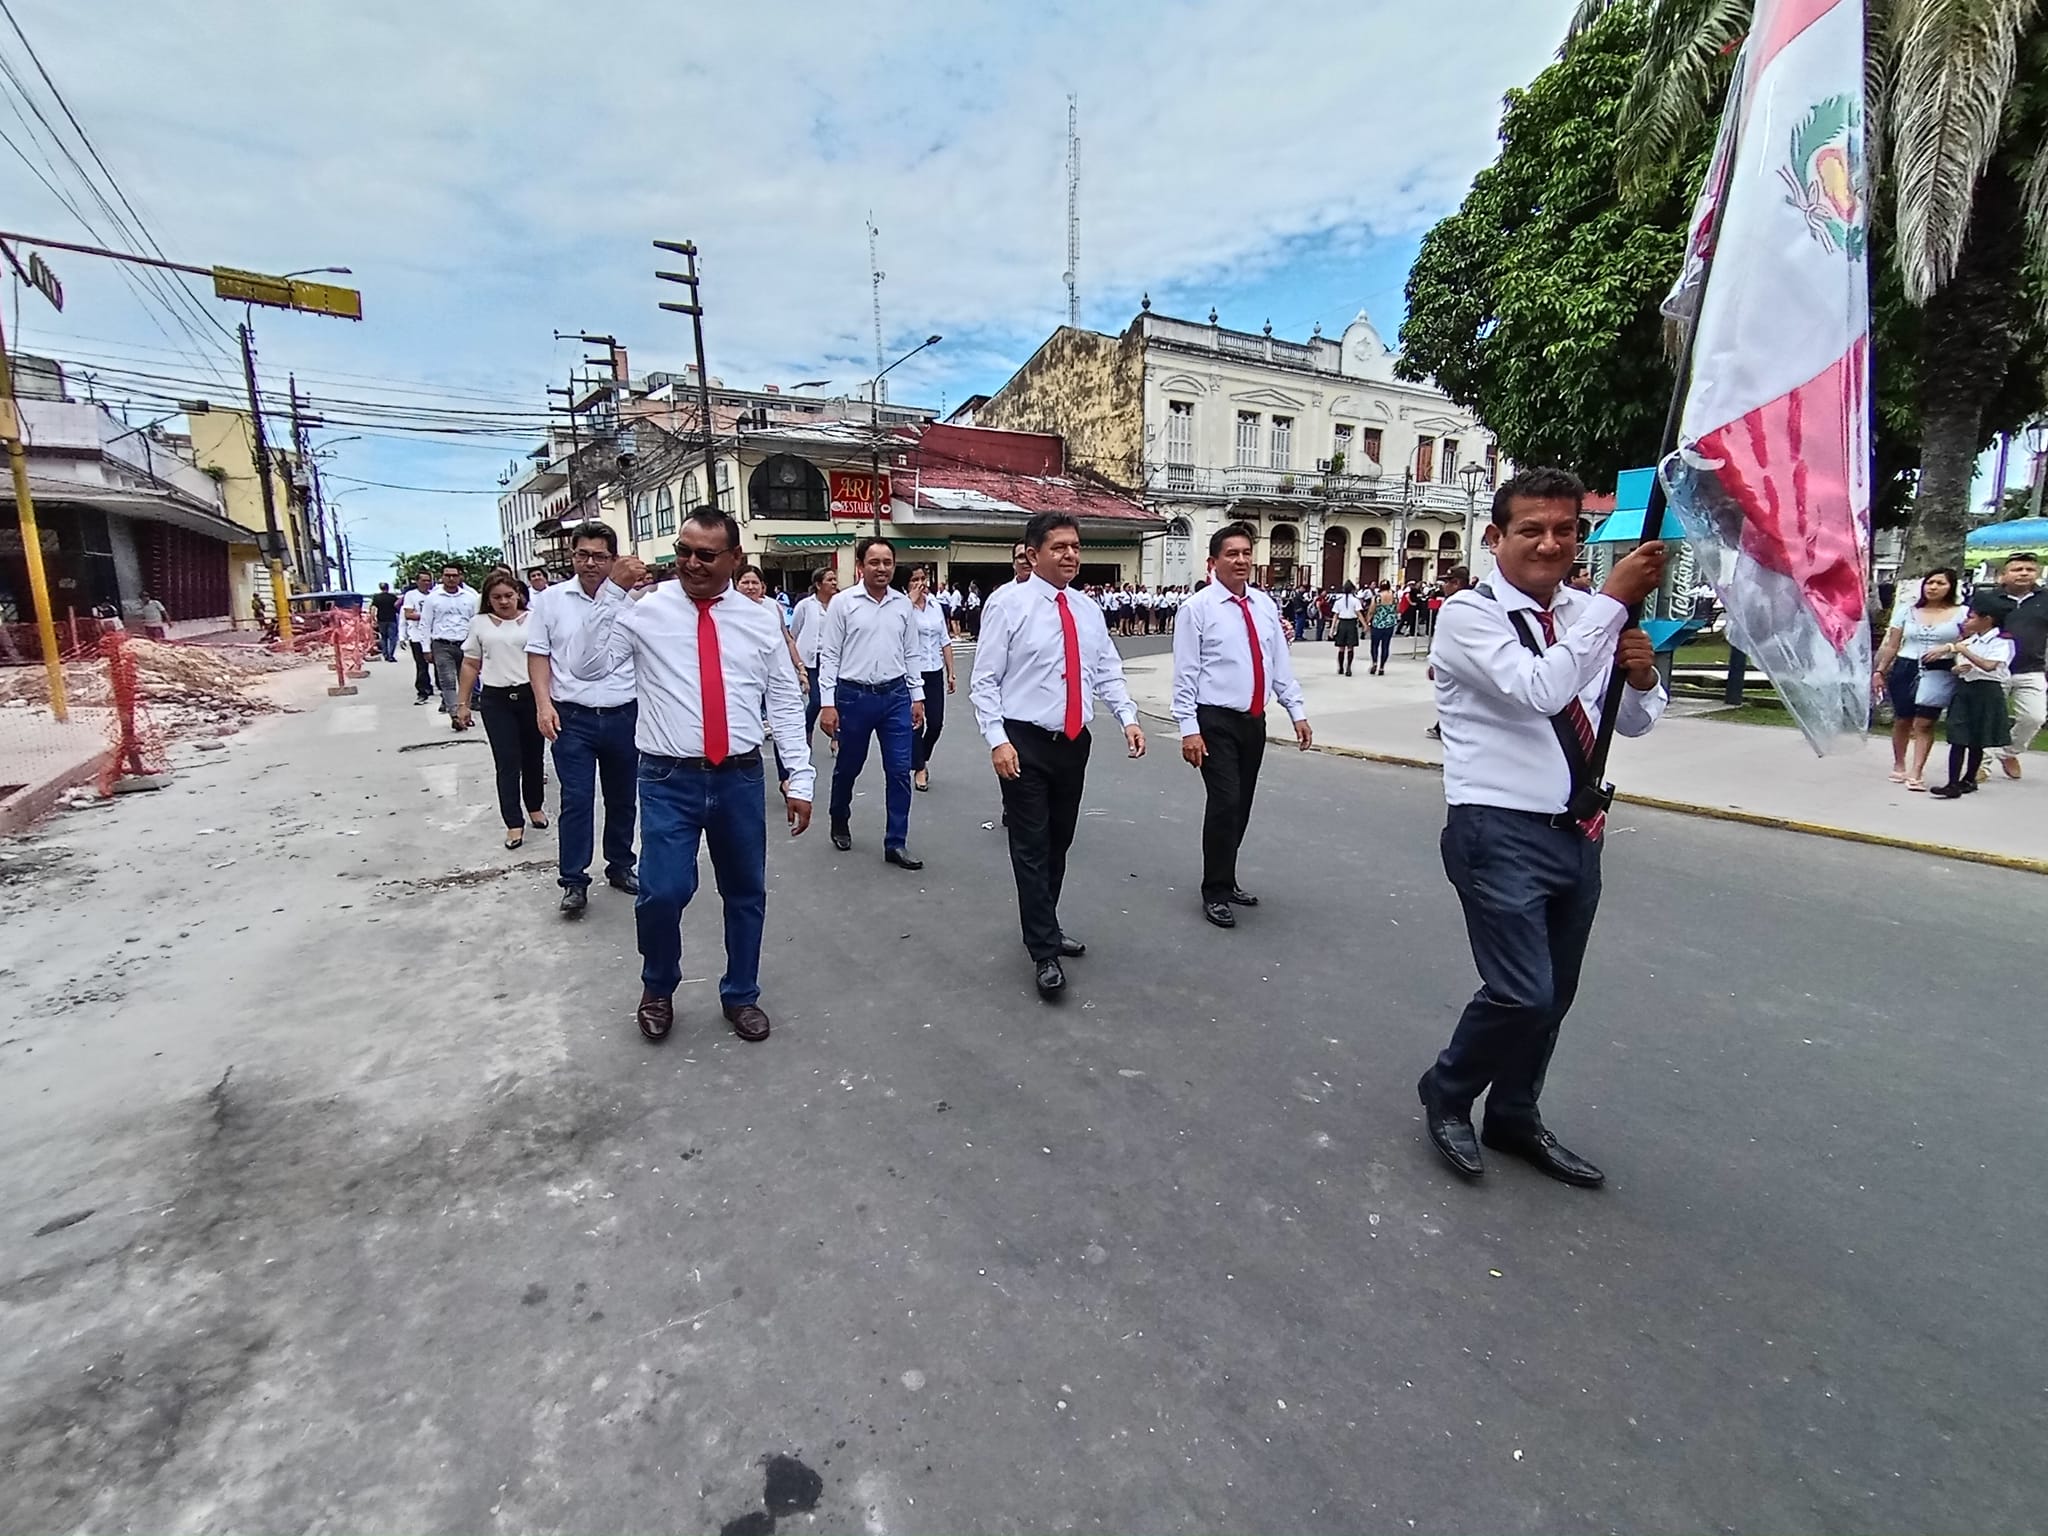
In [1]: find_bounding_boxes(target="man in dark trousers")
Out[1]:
[1417,467,1668,1188]
[970,512,1145,999]
[817,535,926,869]
[1170,521,1312,928]
[1992,552,2045,778]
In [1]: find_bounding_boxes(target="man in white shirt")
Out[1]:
[558,506,813,1047]
[971,512,1146,999]
[817,536,926,868]
[526,519,639,917]
[419,565,480,716]
[1172,521,1313,929]
[1418,467,1667,1189]
[400,569,435,704]
[788,565,839,750]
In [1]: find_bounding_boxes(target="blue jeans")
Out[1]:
[1426,804,1603,1130]
[828,679,913,850]
[636,752,768,1005]
[1369,626,1395,669]
[377,619,399,661]
[551,700,638,889]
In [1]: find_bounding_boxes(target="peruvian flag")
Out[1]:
[1661,0,1873,750]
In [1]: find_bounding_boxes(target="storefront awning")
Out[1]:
[767,532,948,551]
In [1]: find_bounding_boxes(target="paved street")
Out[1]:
[3,659,2044,1534]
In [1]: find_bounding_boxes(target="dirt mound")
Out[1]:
[0,640,309,730]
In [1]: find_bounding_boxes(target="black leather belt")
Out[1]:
[836,678,906,694]
[559,699,635,716]
[643,748,762,772]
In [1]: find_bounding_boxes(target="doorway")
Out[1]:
[1321,527,1348,590]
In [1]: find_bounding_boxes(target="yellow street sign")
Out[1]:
[211,267,363,321]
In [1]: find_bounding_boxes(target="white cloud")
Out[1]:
[3,0,1569,558]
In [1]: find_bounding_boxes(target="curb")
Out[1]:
[1133,708,2048,878]
[0,747,107,838]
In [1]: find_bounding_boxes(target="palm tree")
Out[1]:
[1569,0,2048,573]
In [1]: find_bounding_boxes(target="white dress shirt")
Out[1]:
[980,576,1029,626]
[525,577,636,707]
[462,612,535,687]
[1170,580,1307,735]
[910,597,951,673]
[818,585,923,705]
[971,575,1138,747]
[1429,576,1666,815]
[399,584,435,644]
[558,579,815,800]
[1329,591,1365,620]
[790,593,831,667]
[419,584,479,642]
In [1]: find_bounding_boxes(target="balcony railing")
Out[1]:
[1142,460,1490,514]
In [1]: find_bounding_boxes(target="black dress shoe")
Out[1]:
[1480,1122,1605,1187]
[1035,957,1065,998]
[559,885,588,916]
[1057,935,1086,957]
[1417,1072,1483,1177]
[636,990,673,1042]
[607,870,639,894]
[1226,887,1259,907]
[723,1002,772,1042]
[885,847,924,870]
[1202,901,1237,928]
[830,823,852,851]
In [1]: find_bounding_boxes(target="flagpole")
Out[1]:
[1582,83,1747,789]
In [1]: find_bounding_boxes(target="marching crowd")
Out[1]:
[358,467,1677,1191]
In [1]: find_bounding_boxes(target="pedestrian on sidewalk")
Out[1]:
[401,570,435,703]
[907,567,955,792]
[1417,467,1668,1190]
[420,564,479,720]
[455,572,549,849]
[789,566,838,755]
[557,507,814,1047]
[1329,581,1364,675]
[1872,568,1963,790]
[134,591,170,641]
[1992,553,2046,780]
[818,536,926,869]
[370,582,400,662]
[1928,591,2017,799]
[971,511,1146,1000]
[526,520,639,917]
[1367,583,1400,675]
[1172,521,1312,930]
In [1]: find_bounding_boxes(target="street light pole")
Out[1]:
[1459,457,1488,576]
[868,335,942,536]
[239,322,295,644]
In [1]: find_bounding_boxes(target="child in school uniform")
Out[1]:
[1927,590,2018,799]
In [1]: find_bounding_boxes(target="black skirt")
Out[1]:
[1333,618,1361,648]
[1945,679,2012,748]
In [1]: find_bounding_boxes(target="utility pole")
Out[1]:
[868,217,885,406]
[0,300,65,717]
[239,322,295,644]
[654,241,718,498]
[287,374,329,587]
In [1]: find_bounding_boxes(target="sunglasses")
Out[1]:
[674,545,730,565]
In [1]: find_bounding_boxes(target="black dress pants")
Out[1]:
[410,639,432,699]
[999,720,1090,962]
[478,683,547,830]
[1196,703,1266,903]
[1427,804,1603,1130]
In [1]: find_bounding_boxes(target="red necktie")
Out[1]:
[695,596,729,764]
[1056,591,1084,739]
[1534,609,1604,841]
[1233,595,1266,716]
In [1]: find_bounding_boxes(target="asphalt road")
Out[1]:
[1,658,2042,1534]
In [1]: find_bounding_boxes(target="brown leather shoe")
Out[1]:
[636,990,673,1042]
[723,1002,771,1042]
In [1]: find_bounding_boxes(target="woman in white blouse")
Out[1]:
[1872,568,1964,790]
[455,572,549,849]
[906,567,956,791]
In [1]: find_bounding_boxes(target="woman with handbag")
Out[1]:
[455,572,549,849]
[1872,569,1963,791]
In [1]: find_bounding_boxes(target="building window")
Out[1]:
[1440,437,1460,486]
[1332,423,1353,468]
[1269,416,1292,471]
[1485,442,1499,487]
[632,493,653,543]
[1415,436,1435,484]
[654,485,677,535]
[715,459,733,509]
[747,453,828,518]
[1235,411,1260,467]
[1361,427,1383,465]
[1165,401,1194,463]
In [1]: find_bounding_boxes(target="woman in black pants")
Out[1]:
[455,572,548,849]
[907,567,956,790]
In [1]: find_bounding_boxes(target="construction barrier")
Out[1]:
[96,630,172,796]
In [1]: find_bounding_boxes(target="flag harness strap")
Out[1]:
[1475,583,1615,825]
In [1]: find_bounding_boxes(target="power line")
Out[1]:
[327,474,505,496]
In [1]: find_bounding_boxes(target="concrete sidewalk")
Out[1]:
[1115,637,2048,873]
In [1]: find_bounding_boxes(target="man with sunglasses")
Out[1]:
[527,520,639,916]
[558,507,813,1047]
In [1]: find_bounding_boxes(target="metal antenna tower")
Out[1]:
[1063,94,1079,327]
[868,214,886,406]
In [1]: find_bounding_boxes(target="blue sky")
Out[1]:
[24,0,2005,583]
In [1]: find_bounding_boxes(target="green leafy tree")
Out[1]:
[1568,0,2048,571]
[391,547,505,588]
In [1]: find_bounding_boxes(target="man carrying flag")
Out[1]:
[1416,469,1668,1188]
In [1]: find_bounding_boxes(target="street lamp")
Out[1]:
[868,335,942,535]
[1459,457,1489,574]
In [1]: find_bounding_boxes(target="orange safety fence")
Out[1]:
[97,629,170,795]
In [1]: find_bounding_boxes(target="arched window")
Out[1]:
[681,470,701,510]
[1269,523,1299,585]
[1360,526,1387,548]
[632,493,654,543]
[1437,530,1460,550]
[749,454,828,519]
[653,485,675,537]
[1163,517,1193,585]
[1406,529,1430,550]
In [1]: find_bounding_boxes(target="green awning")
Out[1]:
[771,534,857,548]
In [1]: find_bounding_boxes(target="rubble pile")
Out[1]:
[0,640,307,734]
